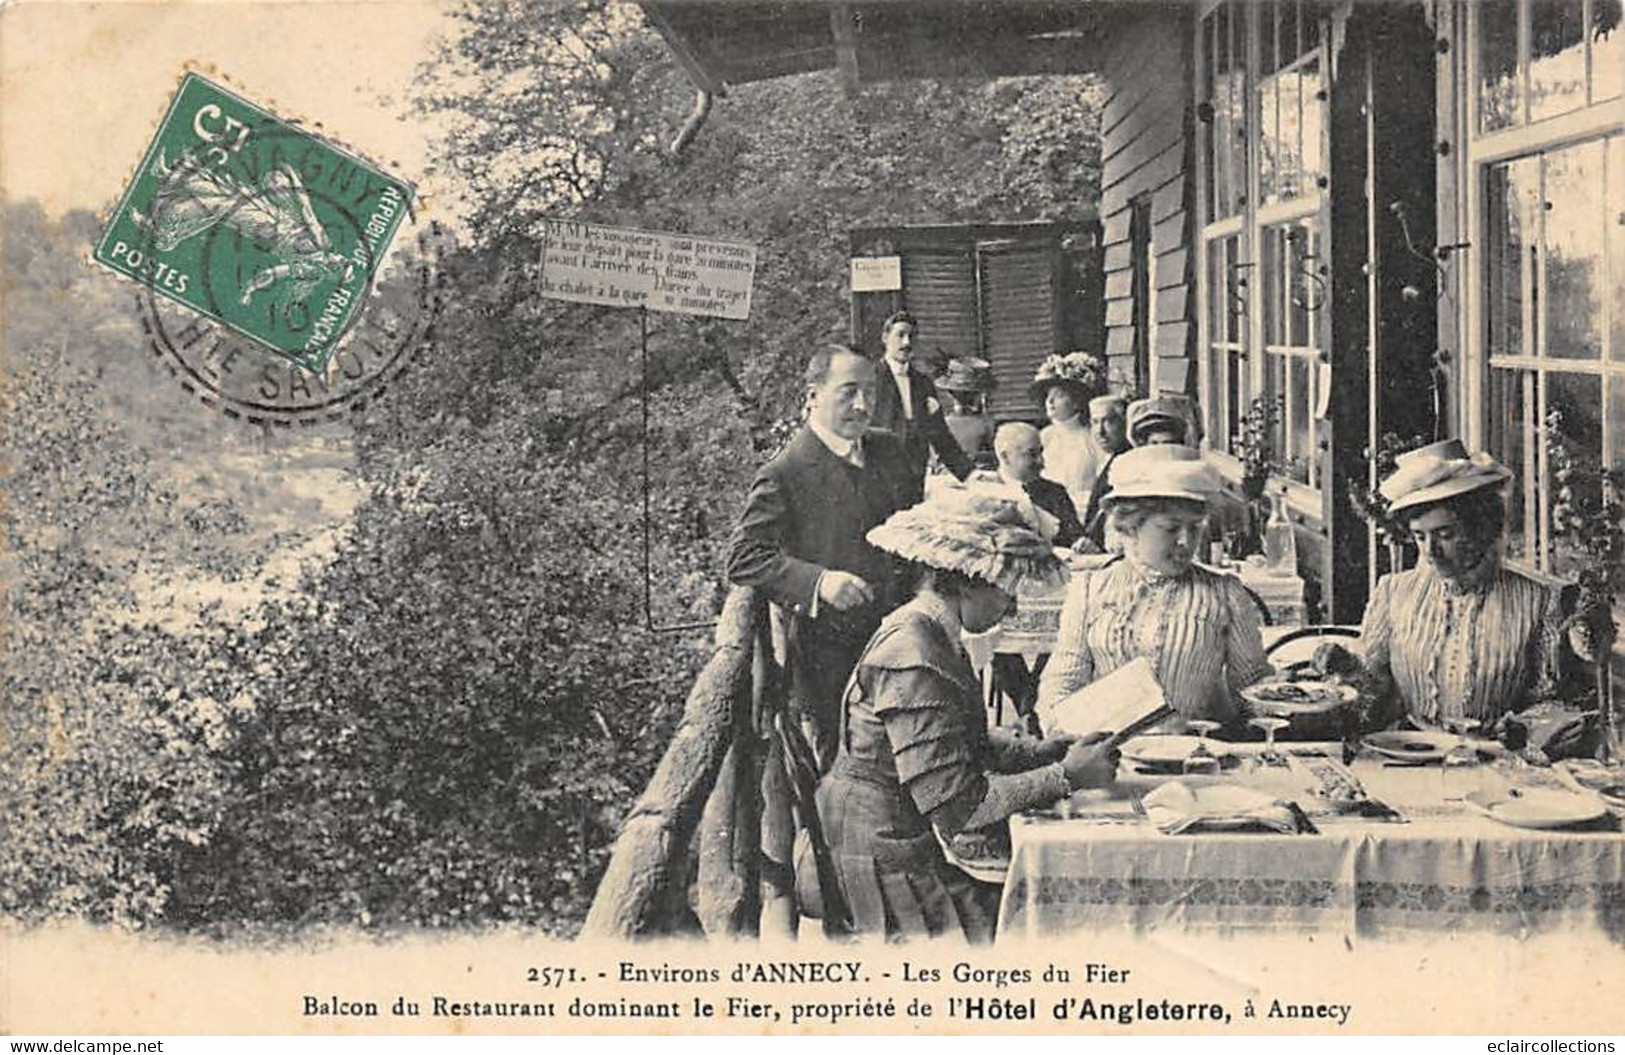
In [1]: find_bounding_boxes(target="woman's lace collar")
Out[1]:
[1424,551,1500,597]
[1121,554,1191,587]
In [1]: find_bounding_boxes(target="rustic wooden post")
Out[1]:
[757,725,800,938]
[581,586,764,939]
[693,621,769,935]
[755,612,800,938]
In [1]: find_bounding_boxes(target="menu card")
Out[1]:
[1044,656,1173,742]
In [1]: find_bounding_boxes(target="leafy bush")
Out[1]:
[184,421,709,933]
[3,0,1105,936]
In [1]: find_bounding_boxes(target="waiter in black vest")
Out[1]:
[869,311,973,504]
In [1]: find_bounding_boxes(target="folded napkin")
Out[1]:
[1141,782,1317,835]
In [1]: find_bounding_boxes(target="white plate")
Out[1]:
[1121,735,1206,768]
[1362,729,1463,764]
[1464,788,1609,830]
[1554,762,1625,810]
[1587,783,1625,811]
[1241,679,1358,716]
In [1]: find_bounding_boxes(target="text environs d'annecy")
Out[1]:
[301,958,1350,1027]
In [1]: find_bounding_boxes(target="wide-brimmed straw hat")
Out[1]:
[1103,444,1221,504]
[938,356,996,394]
[1126,395,1198,445]
[867,486,1067,594]
[1379,439,1511,514]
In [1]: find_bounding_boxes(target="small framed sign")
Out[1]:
[850,255,902,292]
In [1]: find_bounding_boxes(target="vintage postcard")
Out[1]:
[3,0,1623,1040]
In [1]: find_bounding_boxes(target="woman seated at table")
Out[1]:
[814,489,1119,943]
[1038,445,1273,732]
[1357,440,1565,730]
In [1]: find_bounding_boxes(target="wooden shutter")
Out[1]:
[900,250,979,368]
[978,240,1057,419]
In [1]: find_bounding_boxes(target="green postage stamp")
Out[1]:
[96,73,413,373]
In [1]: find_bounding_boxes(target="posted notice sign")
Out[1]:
[850,255,902,292]
[539,219,756,320]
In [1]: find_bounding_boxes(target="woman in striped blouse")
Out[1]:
[1359,440,1564,728]
[1037,445,1273,732]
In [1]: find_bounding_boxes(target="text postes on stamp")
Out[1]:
[96,72,441,425]
[98,72,411,372]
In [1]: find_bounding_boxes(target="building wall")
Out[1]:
[848,222,1099,423]
[1098,4,1197,400]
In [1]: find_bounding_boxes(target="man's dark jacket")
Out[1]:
[871,364,973,504]
[1025,476,1085,549]
[1081,449,1122,549]
[726,426,914,766]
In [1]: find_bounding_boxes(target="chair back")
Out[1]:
[1265,625,1362,669]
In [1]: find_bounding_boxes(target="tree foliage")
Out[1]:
[1,202,266,924]
[3,0,1104,935]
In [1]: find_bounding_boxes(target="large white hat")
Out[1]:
[867,486,1067,594]
[1104,444,1221,503]
[1379,439,1511,514]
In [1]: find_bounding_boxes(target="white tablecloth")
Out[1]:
[998,744,1625,942]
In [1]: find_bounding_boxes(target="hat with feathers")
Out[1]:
[867,485,1068,594]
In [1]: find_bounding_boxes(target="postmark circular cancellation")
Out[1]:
[95,71,445,425]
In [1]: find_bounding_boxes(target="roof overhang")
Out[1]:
[639,1,1118,95]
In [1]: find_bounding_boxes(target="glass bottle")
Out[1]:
[1263,486,1297,575]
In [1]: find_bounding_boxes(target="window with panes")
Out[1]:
[1471,0,1622,577]
[1199,0,1330,497]
[1200,0,1249,456]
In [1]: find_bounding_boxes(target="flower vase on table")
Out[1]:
[1591,645,1621,766]
[1230,395,1282,561]
[1225,500,1265,561]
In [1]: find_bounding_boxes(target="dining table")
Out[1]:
[997,739,1625,943]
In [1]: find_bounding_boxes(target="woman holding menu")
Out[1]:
[810,488,1119,942]
[1037,445,1273,732]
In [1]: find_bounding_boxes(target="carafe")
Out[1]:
[1263,487,1297,575]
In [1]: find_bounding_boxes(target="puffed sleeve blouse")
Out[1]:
[1358,559,1563,726]
[1036,557,1273,729]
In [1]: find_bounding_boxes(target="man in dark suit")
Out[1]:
[727,346,913,769]
[993,421,1085,548]
[870,311,973,504]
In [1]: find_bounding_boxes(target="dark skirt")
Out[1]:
[816,772,1001,942]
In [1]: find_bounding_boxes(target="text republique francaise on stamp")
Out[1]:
[95,72,442,424]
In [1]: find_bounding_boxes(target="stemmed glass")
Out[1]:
[1440,717,1484,801]
[1250,716,1291,767]
[1183,719,1223,776]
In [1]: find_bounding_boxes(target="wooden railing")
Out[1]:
[582,586,798,940]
